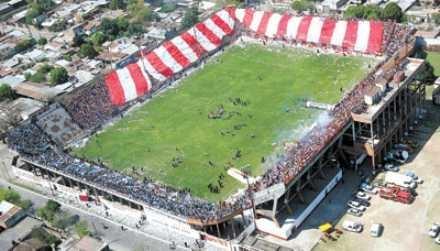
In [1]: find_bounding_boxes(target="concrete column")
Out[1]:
[351,122,356,144]
[272,198,278,218]
[370,122,375,170]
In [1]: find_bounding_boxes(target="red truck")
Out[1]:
[379,186,414,204]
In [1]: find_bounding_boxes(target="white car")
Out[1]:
[436,235,440,245]
[347,201,367,211]
[356,191,371,201]
[347,208,363,217]
[429,223,440,238]
[342,220,363,233]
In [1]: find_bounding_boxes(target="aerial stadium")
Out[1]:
[6,6,427,249]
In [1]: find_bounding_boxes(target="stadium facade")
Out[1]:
[5,7,426,249]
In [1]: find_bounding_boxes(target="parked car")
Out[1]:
[429,223,440,238]
[347,201,367,211]
[360,182,377,194]
[356,191,371,201]
[360,182,373,191]
[435,235,440,245]
[342,220,363,233]
[384,163,399,172]
[353,198,370,207]
[347,208,363,217]
[370,223,384,237]
[405,171,424,184]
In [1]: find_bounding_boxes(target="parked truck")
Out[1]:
[379,186,414,204]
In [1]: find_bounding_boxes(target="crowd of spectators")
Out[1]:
[5,15,415,223]
[60,77,117,130]
[382,23,414,57]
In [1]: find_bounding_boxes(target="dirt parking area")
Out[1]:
[314,101,440,251]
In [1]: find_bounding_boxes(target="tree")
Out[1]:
[110,0,125,10]
[79,43,98,59]
[48,19,67,32]
[49,67,68,85]
[128,0,153,23]
[127,22,144,36]
[291,0,314,13]
[36,200,61,222]
[30,227,59,245]
[25,0,56,25]
[0,84,14,101]
[74,221,90,237]
[14,38,36,54]
[344,5,364,19]
[181,4,199,29]
[415,62,436,84]
[100,18,120,39]
[364,5,382,20]
[160,2,177,13]
[432,13,440,25]
[37,37,47,45]
[28,72,46,83]
[89,32,107,47]
[35,0,56,11]
[383,2,403,22]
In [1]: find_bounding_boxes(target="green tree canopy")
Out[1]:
[128,0,153,23]
[49,67,69,85]
[14,38,36,54]
[79,43,98,59]
[37,37,47,45]
[89,31,107,47]
[415,62,436,84]
[0,84,14,101]
[74,221,90,237]
[432,13,440,25]
[291,0,315,13]
[383,2,403,22]
[160,2,177,13]
[25,0,56,25]
[181,4,199,29]
[110,0,125,10]
[37,200,61,222]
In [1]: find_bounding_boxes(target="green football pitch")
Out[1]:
[73,45,375,201]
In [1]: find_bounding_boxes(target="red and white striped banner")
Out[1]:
[234,9,384,54]
[104,7,386,106]
[105,60,152,106]
[143,9,236,81]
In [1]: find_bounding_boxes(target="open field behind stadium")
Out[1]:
[73,45,375,201]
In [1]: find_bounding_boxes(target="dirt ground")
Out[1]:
[313,99,440,251]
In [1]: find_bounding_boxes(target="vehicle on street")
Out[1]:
[342,220,363,233]
[347,201,367,211]
[429,223,440,238]
[435,235,440,245]
[347,208,363,217]
[379,186,414,204]
[356,191,371,201]
[370,223,383,237]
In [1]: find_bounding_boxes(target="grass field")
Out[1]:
[427,52,440,76]
[73,45,375,201]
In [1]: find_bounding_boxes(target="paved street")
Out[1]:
[0,179,190,251]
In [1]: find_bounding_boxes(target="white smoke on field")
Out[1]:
[261,110,333,172]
